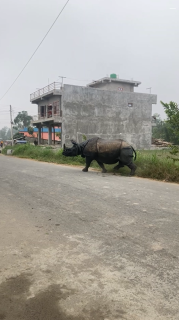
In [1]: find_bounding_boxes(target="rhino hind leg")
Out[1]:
[96,160,107,173]
[127,162,137,176]
[82,156,92,172]
[113,161,124,170]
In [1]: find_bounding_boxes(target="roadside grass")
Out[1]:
[2,144,87,166]
[2,144,179,183]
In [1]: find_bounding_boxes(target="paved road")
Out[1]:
[0,155,179,320]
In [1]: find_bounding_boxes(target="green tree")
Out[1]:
[13,132,24,139]
[13,111,32,129]
[152,114,171,141]
[55,132,61,139]
[0,127,11,140]
[160,101,179,144]
[28,126,34,136]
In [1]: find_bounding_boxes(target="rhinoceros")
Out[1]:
[62,137,137,175]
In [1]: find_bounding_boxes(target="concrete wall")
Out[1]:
[62,85,157,149]
[89,81,134,92]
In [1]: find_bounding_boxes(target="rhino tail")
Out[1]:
[131,146,137,161]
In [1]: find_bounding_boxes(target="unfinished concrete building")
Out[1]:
[30,83,62,145]
[30,74,157,149]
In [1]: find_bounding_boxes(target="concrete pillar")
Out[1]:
[38,124,41,145]
[53,126,55,145]
[48,125,52,145]
[60,124,63,147]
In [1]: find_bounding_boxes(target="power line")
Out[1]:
[0,0,70,101]
[0,105,9,111]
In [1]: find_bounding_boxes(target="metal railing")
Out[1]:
[30,82,62,101]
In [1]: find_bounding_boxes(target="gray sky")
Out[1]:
[0,0,178,128]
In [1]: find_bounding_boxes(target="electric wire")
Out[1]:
[0,0,70,101]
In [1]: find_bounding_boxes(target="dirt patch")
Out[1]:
[0,273,111,320]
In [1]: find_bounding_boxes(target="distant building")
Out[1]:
[30,74,157,149]
[19,127,61,144]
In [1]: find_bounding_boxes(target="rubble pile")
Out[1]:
[152,138,171,147]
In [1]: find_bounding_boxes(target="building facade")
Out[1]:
[30,75,157,149]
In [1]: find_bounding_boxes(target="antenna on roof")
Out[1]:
[146,87,152,94]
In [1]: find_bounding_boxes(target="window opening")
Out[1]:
[47,104,52,118]
[41,106,45,117]
[53,100,60,116]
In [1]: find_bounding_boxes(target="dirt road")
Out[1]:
[0,155,179,319]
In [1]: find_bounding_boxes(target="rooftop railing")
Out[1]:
[30,82,62,101]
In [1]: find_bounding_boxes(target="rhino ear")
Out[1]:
[71,139,77,145]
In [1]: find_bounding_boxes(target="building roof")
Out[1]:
[87,77,141,88]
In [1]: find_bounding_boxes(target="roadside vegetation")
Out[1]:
[2,144,179,183]
[152,101,179,145]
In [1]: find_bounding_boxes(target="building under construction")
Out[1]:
[30,74,157,149]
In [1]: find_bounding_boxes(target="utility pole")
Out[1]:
[10,105,13,146]
[59,76,66,88]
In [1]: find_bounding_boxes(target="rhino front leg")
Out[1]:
[97,161,107,173]
[82,156,92,172]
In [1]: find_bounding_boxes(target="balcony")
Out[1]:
[30,82,62,102]
[32,109,62,125]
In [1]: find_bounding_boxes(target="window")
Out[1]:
[40,106,45,117]
[47,104,52,118]
[53,100,60,115]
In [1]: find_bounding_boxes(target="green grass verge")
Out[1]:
[2,144,179,183]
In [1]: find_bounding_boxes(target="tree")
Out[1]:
[160,101,179,144]
[0,127,11,140]
[13,132,24,140]
[13,111,32,129]
[152,114,170,141]
[55,132,61,139]
[28,126,34,136]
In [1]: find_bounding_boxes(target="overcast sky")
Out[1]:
[0,0,178,128]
